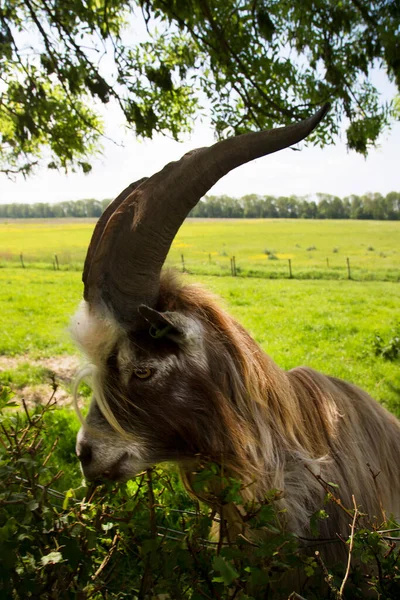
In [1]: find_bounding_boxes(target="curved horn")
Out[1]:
[83,178,147,299]
[84,104,330,325]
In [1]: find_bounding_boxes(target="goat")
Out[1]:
[71,105,400,570]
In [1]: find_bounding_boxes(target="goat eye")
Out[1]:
[132,368,153,380]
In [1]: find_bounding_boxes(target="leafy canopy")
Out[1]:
[1,0,399,176]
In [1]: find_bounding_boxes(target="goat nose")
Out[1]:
[77,443,92,467]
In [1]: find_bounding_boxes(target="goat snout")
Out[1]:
[76,442,92,467]
[76,438,131,481]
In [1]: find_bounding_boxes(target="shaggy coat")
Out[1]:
[73,272,400,563]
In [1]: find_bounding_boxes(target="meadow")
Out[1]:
[1,218,400,598]
[1,217,400,280]
[0,217,399,416]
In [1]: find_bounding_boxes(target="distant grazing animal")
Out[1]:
[72,105,400,567]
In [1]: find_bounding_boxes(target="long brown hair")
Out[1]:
[160,274,400,543]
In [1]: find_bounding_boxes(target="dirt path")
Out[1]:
[0,354,81,407]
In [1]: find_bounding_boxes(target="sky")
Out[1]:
[1,57,399,206]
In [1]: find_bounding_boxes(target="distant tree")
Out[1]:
[218,195,243,218]
[360,193,375,220]
[72,200,87,218]
[298,198,318,219]
[262,196,278,218]
[349,195,365,219]
[1,0,399,176]
[276,197,291,218]
[243,194,263,218]
[342,197,351,219]
[2,191,399,220]
[101,198,112,212]
[85,199,103,218]
[287,196,300,218]
[385,191,400,220]
[316,193,345,218]
[369,192,386,220]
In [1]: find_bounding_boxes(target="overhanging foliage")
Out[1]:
[0,0,399,176]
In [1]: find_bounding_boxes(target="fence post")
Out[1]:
[52,260,56,271]
[288,259,293,279]
[181,253,185,272]
[20,253,25,269]
[55,254,60,271]
[346,257,351,280]
[232,256,237,277]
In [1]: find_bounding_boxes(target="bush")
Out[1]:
[373,325,400,361]
[264,249,279,260]
[1,386,399,599]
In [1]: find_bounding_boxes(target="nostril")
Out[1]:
[77,443,92,467]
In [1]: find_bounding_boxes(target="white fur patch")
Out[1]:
[70,301,121,365]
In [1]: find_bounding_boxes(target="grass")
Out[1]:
[0,221,400,600]
[0,362,53,388]
[1,218,400,280]
[0,264,399,417]
[0,219,399,599]
[197,275,400,416]
[0,218,399,415]
[0,269,79,356]
[0,220,92,266]
[171,218,400,278]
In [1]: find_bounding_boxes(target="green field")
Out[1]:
[1,218,400,597]
[0,218,399,416]
[0,218,399,417]
[1,218,400,280]
[0,216,400,598]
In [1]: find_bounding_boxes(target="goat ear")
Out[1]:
[138,305,189,342]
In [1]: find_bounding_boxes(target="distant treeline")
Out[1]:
[1,192,400,220]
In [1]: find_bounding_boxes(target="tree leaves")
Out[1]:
[1,0,399,176]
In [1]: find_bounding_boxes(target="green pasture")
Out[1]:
[0,265,399,417]
[0,218,399,417]
[1,218,400,280]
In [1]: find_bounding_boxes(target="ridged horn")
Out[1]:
[83,104,330,325]
[82,178,148,295]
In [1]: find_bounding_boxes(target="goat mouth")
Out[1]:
[90,452,131,483]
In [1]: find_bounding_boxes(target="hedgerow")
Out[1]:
[0,386,399,599]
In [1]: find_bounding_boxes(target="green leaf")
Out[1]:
[310,509,329,536]
[0,518,18,542]
[62,488,74,510]
[212,555,239,586]
[41,551,63,566]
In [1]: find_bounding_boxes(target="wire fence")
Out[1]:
[2,251,400,282]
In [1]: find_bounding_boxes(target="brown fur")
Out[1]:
[74,271,400,567]
[157,274,400,541]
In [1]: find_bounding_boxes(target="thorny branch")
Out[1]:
[314,551,341,600]
[339,494,359,598]
[304,464,354,520]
